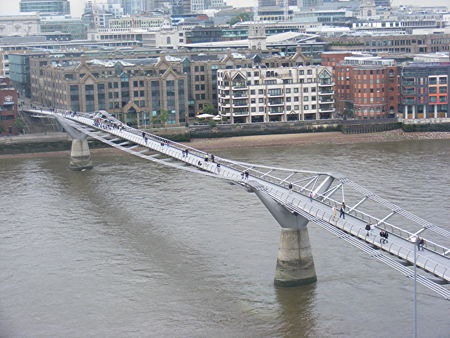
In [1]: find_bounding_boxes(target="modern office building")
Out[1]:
[335,56,399,118]
[400,62,449,119]
[217,66,334,123]
[20,0,70,16]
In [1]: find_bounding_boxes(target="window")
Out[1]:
[304,105,309,110]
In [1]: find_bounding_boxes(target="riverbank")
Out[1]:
[0,129,449,160]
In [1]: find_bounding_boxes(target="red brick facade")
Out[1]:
[0,77,18,135]
[335,64,399,118]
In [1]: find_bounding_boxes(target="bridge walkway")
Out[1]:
[25,109,450,299]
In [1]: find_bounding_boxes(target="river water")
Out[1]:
[1,139,449,337]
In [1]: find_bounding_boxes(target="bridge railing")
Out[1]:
[258,184,450,281]
[63,112,450,258]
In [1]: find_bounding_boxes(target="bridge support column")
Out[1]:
[253,188,317,287]
[275,227,317,287]
[69,138,93,171]
[54,115,93,171]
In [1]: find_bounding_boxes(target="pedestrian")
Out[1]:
[309,192,313,201]
[288,183,293,190]
[365,223,372,236]
[204,154,209,162]
[185,149,189,156]
[245,171,249,179]
[241,172,245,179]
[332,205,337,219]
[418,238,425,251]
[216,162,221,173]
[211,154,215,163]
[339,202,346,219]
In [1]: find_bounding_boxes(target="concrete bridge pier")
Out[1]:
[254,188,316,287]
[55,115,93,171]
[69,138,93,171]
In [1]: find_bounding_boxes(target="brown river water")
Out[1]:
[0,139,449,337]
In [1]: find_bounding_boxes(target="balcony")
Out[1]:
[268,100,284,106]
[319,104,334,112]
[233,94,248,99]
[318,89,334,95]
[319,81,334,87]
[232,83,247,90]
[319,98,335,104]
[268,92,284,97]
[233,111,249,116]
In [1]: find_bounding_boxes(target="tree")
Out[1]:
[229,12,252,26]
[13,118,25,133]
[151,110,170,126]
[202,104,217,115]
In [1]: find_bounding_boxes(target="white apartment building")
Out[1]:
[217,66,335,124]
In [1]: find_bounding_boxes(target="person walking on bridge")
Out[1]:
[339,202,346,219]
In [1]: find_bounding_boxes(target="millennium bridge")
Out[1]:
[26,109,450,300]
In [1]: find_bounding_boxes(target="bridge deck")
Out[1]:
[25,109,450,299]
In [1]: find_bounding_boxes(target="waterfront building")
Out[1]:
[217,66,334,123]
[0,77,19,135]
[20,0,70,16]
[400,63,450,119]
[30,56,188,126]
[334,56,399,118]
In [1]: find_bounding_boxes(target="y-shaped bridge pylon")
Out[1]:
[27,109,450,299]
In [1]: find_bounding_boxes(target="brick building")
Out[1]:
[0,77,18,135]
[335,56,399,118]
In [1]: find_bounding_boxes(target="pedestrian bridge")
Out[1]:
[26,109,450,300]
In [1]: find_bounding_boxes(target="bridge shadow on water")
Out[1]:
[274,284,317,337]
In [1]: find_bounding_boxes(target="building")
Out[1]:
[20,0,70,16]
[0,14,41,37]
[30,56,188,127]
[324,31,450,54]
[172,0,191,15]
[0,77,19,135]
[40,16,88,40]
[217,66,334,123]
[107,16,168,29]
[334,56,399,118]
[400,63,450,119]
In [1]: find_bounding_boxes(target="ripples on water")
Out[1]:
[0,139,449,337]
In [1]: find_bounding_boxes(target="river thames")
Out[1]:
[1,139,449,337]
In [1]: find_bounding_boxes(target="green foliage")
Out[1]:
[151,110,170,125]
[13,118,25,132]
[229,12,252,25]
[202,104,217,115]
[207,120,217,128]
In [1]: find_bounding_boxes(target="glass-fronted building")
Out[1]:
[20,0,70,16]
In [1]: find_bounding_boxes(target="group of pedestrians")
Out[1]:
[241,171,249,180]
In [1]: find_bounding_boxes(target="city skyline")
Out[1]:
[1,0,449,17]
